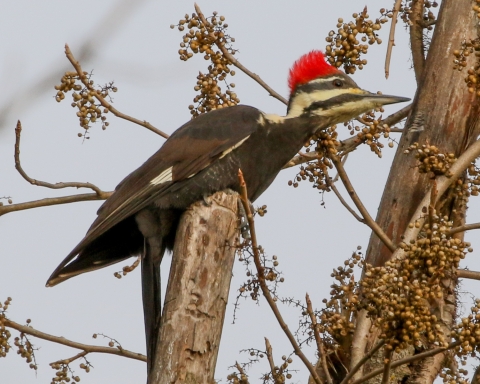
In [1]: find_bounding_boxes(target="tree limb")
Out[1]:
[306,293,332,384]
[0,193,112,217]
[350,341,461,384]
[339,340,385,384]
[409,0,426,83]
[385,0,403,79]
[14,121,109,197]
[4,318,146,362]
[237,169,323,384]
[331,155,396,252]
[64,44,169,138]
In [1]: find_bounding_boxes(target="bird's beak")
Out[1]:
[357,92,410,107]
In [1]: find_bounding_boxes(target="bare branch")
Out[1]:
[306,293,332,384]
[339,340,385,384]
[331,155,396,252]
[51,350,88,366]
[457,269,480,281]
[381,349,392,384]
[64,44,169,139]
[4,318,146,362]
[350,341,461,384]
[409,0,426,82]
[385,0,403,79]
[447,222,480,236]
[0,120,113,217]
[0,192,112,217]
[329,182,364,223]
[237,169,323,384]
[14,121,109,197]
[194,3,288,105]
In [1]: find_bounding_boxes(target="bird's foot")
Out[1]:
[237,199,251,240]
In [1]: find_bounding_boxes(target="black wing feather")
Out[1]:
[47,105,262,286]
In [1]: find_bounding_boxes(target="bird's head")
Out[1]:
[286,51,409,121]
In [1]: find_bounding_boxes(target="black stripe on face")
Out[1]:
[303,93,369,114]
[294,73,360,96]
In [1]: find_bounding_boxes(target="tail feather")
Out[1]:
[142,239,164,378]
[46,216,143,286]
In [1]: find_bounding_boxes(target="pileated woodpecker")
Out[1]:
[46,51,408,374]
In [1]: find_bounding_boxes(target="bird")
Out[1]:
[46,50,409,376]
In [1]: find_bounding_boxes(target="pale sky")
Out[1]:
[1,1,477,383]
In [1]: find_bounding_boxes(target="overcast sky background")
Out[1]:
[1,1,479,383]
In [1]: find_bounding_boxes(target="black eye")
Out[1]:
[333,79,343,87]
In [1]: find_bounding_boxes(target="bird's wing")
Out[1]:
[48,105,262,281]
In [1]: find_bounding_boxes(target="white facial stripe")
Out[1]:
[150,167,173,185]
[307,76,344,85]
[219,136,250,159]
[286,88,366,118]
[312,99,373,118]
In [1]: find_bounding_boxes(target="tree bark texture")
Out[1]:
[351,0,480,382]
[366,0,480,268]
[150,191,239,384]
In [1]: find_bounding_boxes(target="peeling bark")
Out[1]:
[150,191,239,384]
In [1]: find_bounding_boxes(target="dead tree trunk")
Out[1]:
[350,0,480,382]
[150,191,239,384]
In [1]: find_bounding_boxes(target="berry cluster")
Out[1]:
[443,300,480,383]
[404,143,456,177]
[13,319,37,371]
[361,215,470,351]
[49,361,81,384]
[350,110,392,157]
[55,72,116,138]
[453,39,480,97]
[400,1,438,27]
[325,8,389,74]
[287,126,339,191]
[171,12,239,117]
[319,252,362,345]
[0,297,12,358]
[467,163,480,197]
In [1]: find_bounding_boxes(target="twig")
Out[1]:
[265,338,281,384]
[350,341,461,384]
[457,269,480,280]
[64,44,169,138]
[0,192,112,217]
[409,0,426,83]
[51,350,88,365]
[306,293,332,384]
[385,0,403,79]
[194,3,287,105]
[237,169,323,384]
[235,361,250,383]
[329,182,364,223]
[331,155,396,252]
[340,340,385,384]
[447,222,480,236]
[4,318,146,362]
[14,121,109,197]
[381,348,392,384]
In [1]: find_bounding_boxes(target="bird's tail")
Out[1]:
[142,237,164,378]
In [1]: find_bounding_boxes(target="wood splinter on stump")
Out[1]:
[149,190,240,384]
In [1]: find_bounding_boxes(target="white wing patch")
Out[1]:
[150,167,173,185]
[219,136,251,159]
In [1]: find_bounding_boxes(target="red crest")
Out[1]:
[288,51,340,94]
